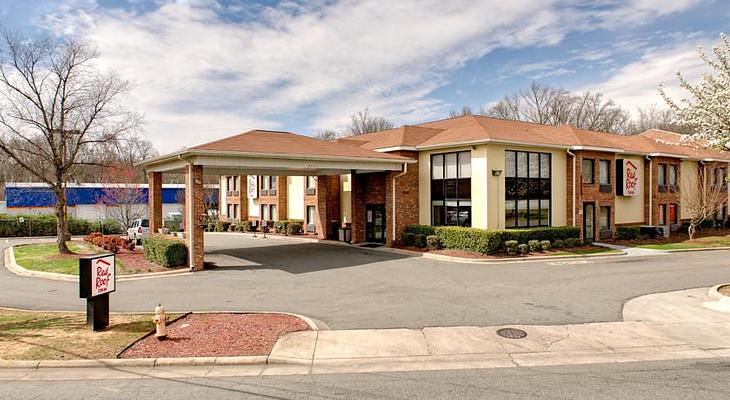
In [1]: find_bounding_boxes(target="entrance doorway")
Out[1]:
[365,204,386,243]
[583,202,595,243]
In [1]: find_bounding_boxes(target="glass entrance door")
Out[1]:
[583,203,595,243]
[365,204,386,243]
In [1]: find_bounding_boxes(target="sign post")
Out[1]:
[79,254,116,331]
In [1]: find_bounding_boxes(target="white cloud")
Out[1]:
[38,0,707,151]
[579,36,714,114]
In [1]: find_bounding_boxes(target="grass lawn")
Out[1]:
[549,247,622,256]
[636,235,730,250]
[0,309,159,360]
[13,241,130,275]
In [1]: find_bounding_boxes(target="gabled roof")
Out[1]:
[339,115,730,161]
[191,130,410,161]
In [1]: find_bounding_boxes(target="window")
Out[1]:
[227,204,233,218]
[658,204,667,225]
[505,150,551,228]
[306,206,316,227]
[658,164,667,186]
[261,204,269,221]
[600,206,610,231]
[669,204,678,225]
[716,168,727,187]
[269,176,277,195]
[431,151,471,226]
[599,160,610,185]
[582,159,594,184]
[668,165,677,186]
[270,204,277,221]
[306,176,316,195]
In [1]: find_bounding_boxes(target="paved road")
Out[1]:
[2,358,729,399]
[1,234,729,329]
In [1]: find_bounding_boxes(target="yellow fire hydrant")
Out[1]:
[153,304,167,340]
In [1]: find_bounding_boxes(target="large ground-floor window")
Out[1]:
[431,151,471,226]
[505,150,551,228]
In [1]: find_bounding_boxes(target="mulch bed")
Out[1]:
[115,250,185,274]
[118,313,310,358]
[719,285,730,297]
[394,245,607,259]
[610,228,730,247]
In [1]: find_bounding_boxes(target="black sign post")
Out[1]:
[79,254,116,332]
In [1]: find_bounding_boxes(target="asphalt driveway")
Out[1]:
[1,234,729,329]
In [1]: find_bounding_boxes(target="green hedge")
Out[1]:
[403,224,580,254]
[0,215,120,237]
[615,226,640,240]
[142,236,187,267]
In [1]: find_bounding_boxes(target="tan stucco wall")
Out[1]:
[340,174,352,224]
[418,144,566,229]
[287,176,305,220]
[220,176,228,217]
[680,160,699,220]
[615,156,645,224]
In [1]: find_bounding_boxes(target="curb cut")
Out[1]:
[4,246,192,282]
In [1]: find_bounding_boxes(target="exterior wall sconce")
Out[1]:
[492,169,503,177]
[194,178,203,185]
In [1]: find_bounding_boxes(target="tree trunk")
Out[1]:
[688,223,696,241]
[55,188,70,254]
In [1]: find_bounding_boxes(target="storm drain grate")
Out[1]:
[496,328,527,339]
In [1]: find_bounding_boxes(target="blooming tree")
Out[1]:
[680,165,728,240]
[660,33,730,148]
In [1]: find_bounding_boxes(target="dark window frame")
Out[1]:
[430,151,472,227]
[505,150,552,228]
[599,206,611,231]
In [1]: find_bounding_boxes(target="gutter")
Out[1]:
[567,149,576,227]
[391,163,408,242]
[645,155,652,224]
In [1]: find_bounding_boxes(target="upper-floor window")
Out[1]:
[668,165,677,186]
[306,176,316,189]
[716,168,727,187]
[658,164,667,186]
[505,150,551,228]
[431,151,471,226]
[582,159,594,184]
[599,160,610,185]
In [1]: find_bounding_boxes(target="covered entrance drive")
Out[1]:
[138,130,416,271]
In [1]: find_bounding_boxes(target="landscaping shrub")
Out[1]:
[242,221,254,232]
[142,236,187,267]
[426,235,441,250]
[436,226,492,254]
[414,233,427,248]
[540,240,551,251]
[163,219,182,233]
[287,222,303,236]
[616,226,640,240]
[0,215,121,237]
[504,240,518,256]
[233,221,246,232]
[517,244,529,254]
[528,240,540,252]
[565,237,582,248]
[405,224,437,236]
[401,232,416,246]
[553,239,564,249]
[84,232,133,254]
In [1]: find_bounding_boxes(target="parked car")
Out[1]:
[127,218,150,244]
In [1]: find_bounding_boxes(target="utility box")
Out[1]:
[338,227,351,243]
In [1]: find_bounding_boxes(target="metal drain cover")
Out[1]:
[496,328,527,339]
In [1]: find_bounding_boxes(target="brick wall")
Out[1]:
[646,156,681,225]
[148,171,163,232]
[304,177,318,232]
[255,175,287,222]
[315,175,341,240]
[185,165,204,271]
[351,172,386,243]
[568,150,616,240]
[385,151,419,246]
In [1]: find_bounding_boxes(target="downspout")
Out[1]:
[392,163,408,243]
[645,155,652,225]
[179,154,195,272]
[567,149,576,226]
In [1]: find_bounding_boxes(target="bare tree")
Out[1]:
[0,30,140,253]
[344,107,393,135]
[98,165,146,231]
[313,129,340,141]
[681,165,728,240]
[448,106,475,118]
[484,81,631,133]
[626,104,695,134]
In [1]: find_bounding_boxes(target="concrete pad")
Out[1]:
[653,322,730,349]
[268,331,317,364]
[314,329,429,359]
[624,288,730,324]
[311,354,515,375]
[423,326,503,355]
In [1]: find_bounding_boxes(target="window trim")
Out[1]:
[430,151,472,227]
[582,158,595,184]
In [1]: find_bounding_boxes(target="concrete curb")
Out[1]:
[665,246,730,253]
[707,283,730,300]
[4,246,191,282]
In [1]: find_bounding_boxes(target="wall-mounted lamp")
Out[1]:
[194,178,203,185]
[491,169,503,177]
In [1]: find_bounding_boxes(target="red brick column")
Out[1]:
[350,172,366,243]
[385,154,419,247]
[315,175,340,240]
[148,171,163,233]
[185,164,205,271]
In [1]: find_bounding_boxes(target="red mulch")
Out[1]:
[610,228,730,247]
[394,245,605,259]
[118,313,310,358]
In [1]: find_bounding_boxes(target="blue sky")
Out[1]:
[0,0,727,151]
